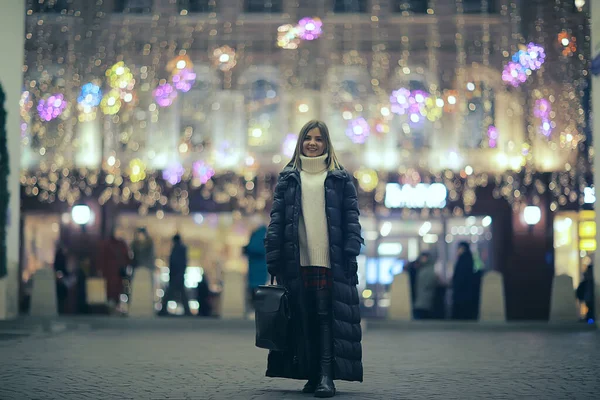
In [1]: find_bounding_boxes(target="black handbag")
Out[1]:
[254,276,291,351]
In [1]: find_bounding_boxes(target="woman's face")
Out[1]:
[302,127,326,157]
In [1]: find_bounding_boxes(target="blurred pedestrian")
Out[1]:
[96,229,131,310]
[452,242,476,320]
[576,265,595,322]
[53,242,69,314]
[243,224,268,315]
[159,234,191,316]
[131,227,155,270]
[196,274,212,317]
[264,120,363,397]
[413,252,438,320]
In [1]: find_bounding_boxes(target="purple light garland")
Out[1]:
[192,161,215,184]
[37,93,67,121]
[153,83,178,107]
[487,125,498,148]
[162,162,185,185]
[172,68,196,93]
[346,117,370,144]
[534,98,553,137]
[298,17,323,41]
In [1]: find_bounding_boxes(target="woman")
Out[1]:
[452,241,476,320]
[264,120,364,398]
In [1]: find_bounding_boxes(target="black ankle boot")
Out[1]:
[302,378,318,393]
[314,290,335,398]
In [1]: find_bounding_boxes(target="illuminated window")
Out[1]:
[178,0,215,13]
[245,0,283,13]
[114,0,153,13]
[394,0,428,14]
[29,0,70,13]
[333,0,368,13]
[461,0,497,14]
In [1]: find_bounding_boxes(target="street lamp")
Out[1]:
[523,206,541,226]
[71,204,92,226]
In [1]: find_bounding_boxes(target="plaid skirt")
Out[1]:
[301,266,333,291]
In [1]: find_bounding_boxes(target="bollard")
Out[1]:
[29,267,58,317]
[220,270,246,319]
[128,268,155,317]
[549,274,579,322]
[479,270,505,322]
[387,272,412,320]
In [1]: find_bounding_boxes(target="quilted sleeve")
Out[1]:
[343,172,364,257]
[265,179,286,275]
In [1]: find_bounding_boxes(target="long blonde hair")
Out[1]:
[288,120,343,171]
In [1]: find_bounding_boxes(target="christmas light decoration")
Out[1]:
[346,117,370,144]
[487,125,498,148]
[153,83,177,107]
[162,162,185,185]
[355,168,378,192]
[77,83,102,112]
[390,87,411,115]
[171,68,196,92]
[211,46,236,72]
[277,24,301,49]
[167,54,193,74]
[297,17,323,41]
[37,93,67,121]
[192,161,215,184]
[100,89,122,115]
[502,62,528,87]
[106,61,134,90]
[128,159,146,183]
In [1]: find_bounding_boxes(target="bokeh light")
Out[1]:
[37,93,67,121]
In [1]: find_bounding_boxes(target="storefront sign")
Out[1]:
[384,183,447,209]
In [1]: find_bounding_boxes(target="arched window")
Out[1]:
[324,66,372,152]
[180,66,218,150]
[333,0,368,13]
[241,67,282,152]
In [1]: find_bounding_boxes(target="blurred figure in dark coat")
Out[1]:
[159,234,191,316]
[452,242,476,320]
[243,225,268,313]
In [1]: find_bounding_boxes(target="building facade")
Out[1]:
[17,0,592,319]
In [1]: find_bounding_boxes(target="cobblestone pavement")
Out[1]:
[0,318,599,400]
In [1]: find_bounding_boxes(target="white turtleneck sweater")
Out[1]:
[298,154,330,268]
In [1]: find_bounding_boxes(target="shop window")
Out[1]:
[178,0,215,13]
[461,0,497,14]
[245,0,283,13]
[394,0,428,14]
[333,0,368,13]
[28,0,71,13]
[114,0,153,13]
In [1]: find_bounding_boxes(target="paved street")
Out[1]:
[0,318,599,399]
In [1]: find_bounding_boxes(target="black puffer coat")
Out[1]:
[264,167,364,382]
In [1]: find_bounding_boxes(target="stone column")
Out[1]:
[0,0,24,320]
[592,0,600,322]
